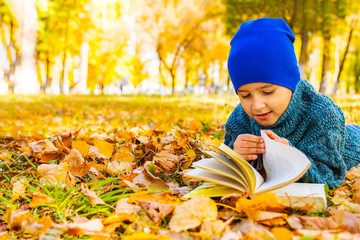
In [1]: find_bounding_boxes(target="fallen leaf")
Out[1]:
[67,218,105,235]
[80,183,106,205]
[102,212,136,225]
[12,179,28,201]
[235,192,287,219]
[271,227,294,240]
[37,162,69,187]
[6,209,31,230]
[111,146,135,162]
[105,160,132,175]
[122,232,170,240]
[346,167,360,180]
[231,219,268,235]
[72,140,90,157]
[87,145,108,160]
[253,211,288,227]
[115,198,141,214]
[188,119,203,131]
[169,195,217,232]
[30,192,56,208]
[200,219,227,236]
[153,151,178,172]
[0,151,12,161]
[242,230,275,240]
[94,139,114,159]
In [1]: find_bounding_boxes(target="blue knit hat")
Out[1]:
[228,18,301,93]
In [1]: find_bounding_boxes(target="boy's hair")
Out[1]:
[228,18,300,93]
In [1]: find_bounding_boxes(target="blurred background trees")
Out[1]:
[0,0,359,95]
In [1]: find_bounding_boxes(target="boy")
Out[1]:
[224,18,360,188]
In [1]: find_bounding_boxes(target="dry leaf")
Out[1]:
[242,230,275,240]
[115,198,141,214]
[67,218,104,235]
[37,162,69,187]
[111,146,135,162]
[102,212,136,225]
[253,211,288,227]
[12,179,28,201]
[0,151,12,161]
[6,209,31,230]
[188,119,203,131]
[153,151,178,172]
[169,195,217,232]
[72,140,90,157]
[94,139,114,159]
[231,219,268,235]
[200,219,227,236]
[122,232,170,240]
[346,167,360,180]
[105,160,132,175]
[271,227,294,240]
[87,145,108,160]
[80,183,106,205]
[235,192,287,218]
[137,200,175,225]
[30,192,56,208]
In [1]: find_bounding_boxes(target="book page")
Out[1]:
[255,130,311,194]
[215,144,264,194]
[184,168,247,193]
[193,158,248,190]
[204,151,249,189]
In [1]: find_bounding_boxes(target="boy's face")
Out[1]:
[237,82,292,126]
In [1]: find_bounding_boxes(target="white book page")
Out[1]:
[255,130,311,194]
[193,158,248,189]
[184,168,247,192]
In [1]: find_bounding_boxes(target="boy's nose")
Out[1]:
[252,99,266,111]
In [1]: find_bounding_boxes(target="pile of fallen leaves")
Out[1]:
[1,95,360,239]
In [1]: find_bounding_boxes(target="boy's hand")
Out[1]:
[233,134,265,161]
[263,130,290,146]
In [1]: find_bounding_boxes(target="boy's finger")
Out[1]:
[237,140,265,149]
[236,134,264,143]
[263,130,280,139]
[243,154,259,161]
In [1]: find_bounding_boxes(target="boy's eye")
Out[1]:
[240,94,251,99]
[263,90,274,95]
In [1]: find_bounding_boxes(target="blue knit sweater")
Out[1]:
[224,80,360,188]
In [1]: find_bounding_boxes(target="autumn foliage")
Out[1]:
[1,95,360,239]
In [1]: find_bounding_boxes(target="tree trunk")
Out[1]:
[298,30,309,79]
[318,35,331,93]
[72,41,89,94]
[10,0,39,94]
[60,50,69,94]
[45,54,51,92]
[332,20,356,96]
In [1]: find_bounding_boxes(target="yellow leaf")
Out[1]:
[111,146,135,162]
[94,140,114,159]
[188,119,203,131]
[12,179,28,201]
[0,152,12,161]
[169,195,217,232]
[271,227,294,240]
[72,141,90,157]
[185,149,196,159]
[235,193,287,217]
[122,232,170,240]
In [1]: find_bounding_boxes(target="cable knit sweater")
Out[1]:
[224,79,360,188]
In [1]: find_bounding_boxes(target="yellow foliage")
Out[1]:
[94,140,114,159]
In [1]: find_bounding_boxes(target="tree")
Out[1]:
[8,0,39,94]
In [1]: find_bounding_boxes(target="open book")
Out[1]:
[184,130,311,196]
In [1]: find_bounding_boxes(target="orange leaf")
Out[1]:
[72,140,90,157]
[0,151,12,161]
[271,227,294,240]
[111,146,135,162]
[122,232,170,240]
[94,140,114,159]
[188,119,203,131]
[30,192,56,208]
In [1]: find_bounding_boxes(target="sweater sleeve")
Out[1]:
[298,125,347,189]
